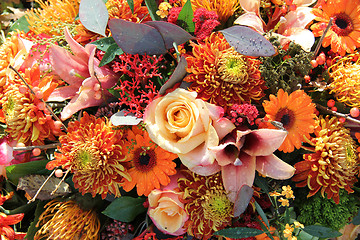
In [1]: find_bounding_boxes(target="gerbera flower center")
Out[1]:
[274,108,295,130]
[201,188,233,222]
[133,147,157,172]
[332,13,354,36]
[218,51,249,84]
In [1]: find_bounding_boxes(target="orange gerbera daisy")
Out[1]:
[34,199,100,240]
[293,116,360,204]
[184,32,265,112]
[328,53,360,107]
[26,0,79,36]
[262,89,316,153]
[182,0,239,23]
[310,0,360,56]
[46,112,131,199]
[122,125,177,196]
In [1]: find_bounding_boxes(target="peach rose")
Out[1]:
[143,88,235,176]
[147,174,188,236]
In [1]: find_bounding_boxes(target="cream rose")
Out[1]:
[143,88,235,176]
[147,174,188,236]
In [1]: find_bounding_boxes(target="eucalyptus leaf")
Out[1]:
[177,0,195,33]
[79,0,109,36]
[159,55,187,95]
[220,25,275,57]
[98,43,124,67]
[352,209,360,225]
[102,196,146,222]
[302,225,342,238]
[214,227,263,238]
[233,185,253,217]
[110,110,143,126]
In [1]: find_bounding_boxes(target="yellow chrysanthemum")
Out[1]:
[293,116,360,204]
[26,0,79,36]
[328,53,360,107]
[34,200,100,240]
[178,170,233,240]
[46,112,131,199]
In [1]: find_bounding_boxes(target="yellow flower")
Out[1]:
[278,197,289,207]
[294,221,304,229]
[283,224,294,239]
[269,191,282,197]
[281,185,295,199]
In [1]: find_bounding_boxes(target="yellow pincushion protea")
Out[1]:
[328,53,360,108]
[46,112,131,199]
[293,116,360,204]
[34,200,100,240]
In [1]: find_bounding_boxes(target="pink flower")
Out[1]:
[48,28,120,120]
[147,173,188,236]
[0,137,14,178]
[209,129,296,202]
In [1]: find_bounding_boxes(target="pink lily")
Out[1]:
[48,28,120,120]
[209,129,295,202]
[235,0,315,51]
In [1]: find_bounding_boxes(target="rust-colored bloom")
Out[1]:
[184,32,265,112]
[328,53,360,107]
[46,112,130,199]
[106,0,151,22]
[26,0,79,36]
[310,0,360,56]
[293,116,360,204]
[178,170,234,239]
[262,89,316,153]
[122,125,177,196]
[0,65,61,146]
[34,199,100,240]
[182,0,239,23]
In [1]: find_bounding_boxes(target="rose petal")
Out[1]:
[256,154,296,179]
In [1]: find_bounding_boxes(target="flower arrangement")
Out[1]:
[0,0,360,239]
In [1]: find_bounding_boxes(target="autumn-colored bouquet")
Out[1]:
[0,0,360,239]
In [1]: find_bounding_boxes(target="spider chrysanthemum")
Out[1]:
[46,112,131,199]
[184,32,265,112]
[106,0,151,22]
[328,53,360,107]
[34,200,100,240]
[178,170,234,240]
[293,116,360,204]
[263,89,316,153]
[122,125,177,196]
[310,0,360,56]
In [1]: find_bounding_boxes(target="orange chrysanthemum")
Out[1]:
[34,199,100,240]
[182,0,239,23]
[46,112,130,199]
[0,65,61,145]
[262,89,316,153]
[310,0,360,56]
[26,0,79,36]
[328,53,360,107]
[106,0,151,22]
[178,170,233,240]
[122,125,177,196]
[184,32,265,112]
[293,116,360,204]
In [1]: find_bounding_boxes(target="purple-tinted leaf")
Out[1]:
[220,26,275,57]
[159,55,188,95]
[145,21,195,49]
[233,184,254,217]
[109,19,167,55]
[79,0,108,36]
[110,110,143,126]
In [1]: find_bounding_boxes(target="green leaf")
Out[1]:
[254,174,270,194]
[102,196,146,222]
[302,225,342,238]
[177,0,195,33]
[79,0,109,36]
[6,160,51,185]
[214,227,263,238]
[127,0,134,13]
[255,201,270,229]
[145,0,160,21]
[258,220,275,240]
[91,37,116,51]
[352,209,360,225]
[9,14,30,33]
[98,43,124,67]
[25,201,47,240]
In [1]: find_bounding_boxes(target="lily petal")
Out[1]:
[242,129,287,156]
[234,12,265,34]
[256,154,295,179]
